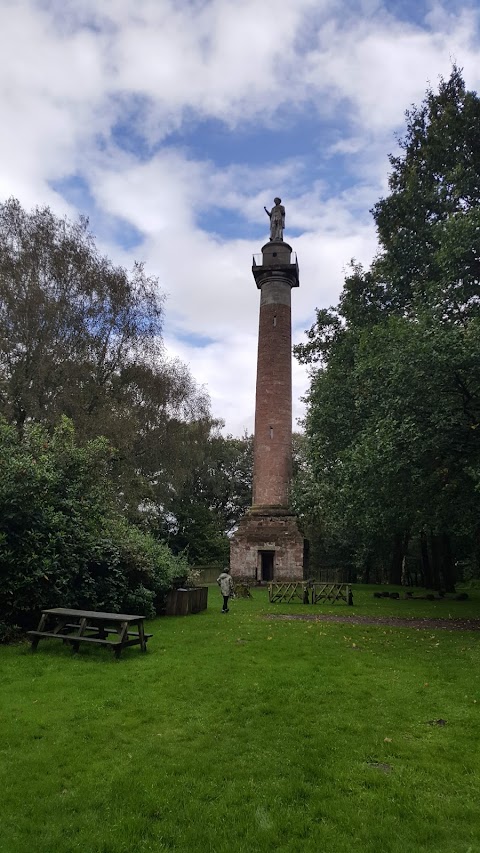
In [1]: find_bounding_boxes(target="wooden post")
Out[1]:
[138,621,147,652]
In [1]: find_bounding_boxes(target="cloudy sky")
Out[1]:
[1,0,480,435]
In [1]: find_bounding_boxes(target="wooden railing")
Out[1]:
[268,581,353,606]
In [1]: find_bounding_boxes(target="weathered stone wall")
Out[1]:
[230,511,304,580]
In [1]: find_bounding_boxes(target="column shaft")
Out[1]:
[252,279,292,507]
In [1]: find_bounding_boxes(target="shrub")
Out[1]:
[0,417,187,634]
[123,585,156,619]
[0,622,22,644]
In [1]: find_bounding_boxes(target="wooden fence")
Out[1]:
[268,581,353,606]
[268,581,311,604]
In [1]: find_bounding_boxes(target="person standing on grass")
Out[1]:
[217,567,234,613]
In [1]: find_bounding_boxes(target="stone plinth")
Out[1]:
[230,509,304,581]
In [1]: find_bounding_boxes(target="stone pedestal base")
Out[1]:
[230,509,304,581]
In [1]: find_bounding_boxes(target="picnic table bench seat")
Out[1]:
[27,608,152,659]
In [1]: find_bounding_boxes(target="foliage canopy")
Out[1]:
[0,417,188,633]
[0,197,213,518]
[294,68,480,588]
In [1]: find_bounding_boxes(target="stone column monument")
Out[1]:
[230,199,304,582]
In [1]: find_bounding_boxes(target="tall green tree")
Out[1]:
[163,432,253,565]
[0,198,213,517]
[0,417,187,631]
[295,68,480,588]
[373,66,480,320]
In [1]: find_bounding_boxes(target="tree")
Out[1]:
[0,198,213,516]
[295,68,480,588]
[0,198,162,430]
[372,66,480,320]
[163,432,253,565]
[0,417,187,633]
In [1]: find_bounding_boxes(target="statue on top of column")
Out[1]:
[264,197,285,242]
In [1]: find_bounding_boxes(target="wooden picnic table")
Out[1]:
[27,608,152,659]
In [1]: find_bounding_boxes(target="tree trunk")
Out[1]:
[401,554,413,586]
[389,532,404,585]
[440,530,456,593]
[475,524,480,580]
[429,533,441,591]
[420,530,433,589]
[363,553,371,585]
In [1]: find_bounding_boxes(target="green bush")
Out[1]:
[123,585,156,619]
[0,418,187,633]
[0,621,22,644]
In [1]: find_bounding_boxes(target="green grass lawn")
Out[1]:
[1,585,479,853]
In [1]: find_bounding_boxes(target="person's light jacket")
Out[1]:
[217,572,234,596]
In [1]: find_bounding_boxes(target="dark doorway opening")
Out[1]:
[259,550,275,582]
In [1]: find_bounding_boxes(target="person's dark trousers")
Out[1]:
[222,595,229,612]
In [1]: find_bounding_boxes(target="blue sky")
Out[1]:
[1,0,480,434]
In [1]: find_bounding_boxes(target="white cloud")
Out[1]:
[1,0,480,435]
[0,0,109,205]
[305,6,480,131]
[164,332,258,436]
[84,150,378,435]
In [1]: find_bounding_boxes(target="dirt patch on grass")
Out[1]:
[265,613,480,631]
